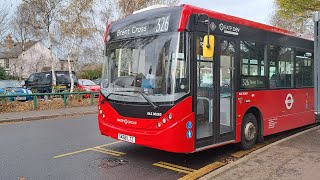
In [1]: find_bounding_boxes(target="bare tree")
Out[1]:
[12,3,38,43]
[59,0,95,92]
[10,4,39,79]
[22,0,63,92]
[0,6,9,44]
[116,0,180,17]
[81,0,115,66]
[96,0,115,36]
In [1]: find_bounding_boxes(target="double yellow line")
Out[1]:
[91,147,125,156]
[53,141,123,159]
[153,161,195,174]
[153,161,226,180]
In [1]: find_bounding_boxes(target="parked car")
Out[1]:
[24,71,78,93]
[77,79,100,98]
[0,80,33,101]
[93,78,101,85]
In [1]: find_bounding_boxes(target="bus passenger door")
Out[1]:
[216,37,237,143]
[195,34,237,148]
[195,33,216,148]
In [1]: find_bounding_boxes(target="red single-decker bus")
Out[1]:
[98,4,315,153]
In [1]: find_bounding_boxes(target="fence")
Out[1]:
[0,92,99,110]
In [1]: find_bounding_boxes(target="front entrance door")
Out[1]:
[216,37,236,143]
[195,35,236,148]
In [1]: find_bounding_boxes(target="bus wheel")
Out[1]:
[240,113,258,150]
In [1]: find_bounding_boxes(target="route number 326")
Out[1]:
[156,16,170,33]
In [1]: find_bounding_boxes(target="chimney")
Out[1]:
[4,35,14,50]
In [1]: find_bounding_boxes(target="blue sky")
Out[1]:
[180,0,275,24]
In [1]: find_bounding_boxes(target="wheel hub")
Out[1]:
[244,122,256,141]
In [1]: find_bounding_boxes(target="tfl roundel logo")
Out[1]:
[285,93,294,110]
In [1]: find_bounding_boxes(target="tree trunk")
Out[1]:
[48,32,56,93]
[67,33,77,93]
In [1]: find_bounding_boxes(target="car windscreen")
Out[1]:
[0,81,22,88]
[56,72,78,84]
[80,79,96,86]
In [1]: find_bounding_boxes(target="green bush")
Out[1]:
[0,67,8,80]
[0,67,21,80]
[78,68,102,80]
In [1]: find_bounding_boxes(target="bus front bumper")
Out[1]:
[98,113,195,153]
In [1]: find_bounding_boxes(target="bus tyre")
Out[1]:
[240,113,258,150]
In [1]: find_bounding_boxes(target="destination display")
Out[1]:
[109,15,172,40]
[241,76,266,89]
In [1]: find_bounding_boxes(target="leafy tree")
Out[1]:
[276,0,320,19]
[271,0,319,35]
[270,8,313,34]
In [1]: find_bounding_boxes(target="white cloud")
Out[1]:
[179,0,275,24]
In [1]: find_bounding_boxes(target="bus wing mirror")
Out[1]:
[203,35,215,58]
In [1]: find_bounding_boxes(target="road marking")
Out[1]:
[153,161,195,174]
[95,141,122,148]
[53,141,122,159]
[179,162,226,180]
[92,147,126,156]
[54,148,93,159]
[94,147,126,155]
[91,148,122,156]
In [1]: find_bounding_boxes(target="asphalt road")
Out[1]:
[2,114,311,180]
[0,114,240,180]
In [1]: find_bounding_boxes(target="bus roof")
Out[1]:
[179,4,312,40]
[105,4,312,42]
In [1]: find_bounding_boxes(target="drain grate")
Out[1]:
[90,157,128,169]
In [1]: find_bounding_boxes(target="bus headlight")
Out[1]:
[157,122,161,128]
[168,113,173,120]
[99,110,103,114]
[162,118,167,124]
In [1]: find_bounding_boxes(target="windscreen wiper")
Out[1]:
[116,90,159,110]
[100,92,136,104]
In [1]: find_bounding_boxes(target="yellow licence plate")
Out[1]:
[57,85,66,89]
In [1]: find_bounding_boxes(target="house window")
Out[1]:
[5,59,9,69]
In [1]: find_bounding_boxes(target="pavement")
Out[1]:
[201,125,320,180]
[0,105,98,123]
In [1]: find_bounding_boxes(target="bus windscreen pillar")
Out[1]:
[314,12,320,115]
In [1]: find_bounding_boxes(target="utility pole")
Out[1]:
[314,12,320,120]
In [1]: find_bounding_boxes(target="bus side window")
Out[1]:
[240,40,266,89]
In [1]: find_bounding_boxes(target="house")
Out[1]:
[0,35,65,79]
